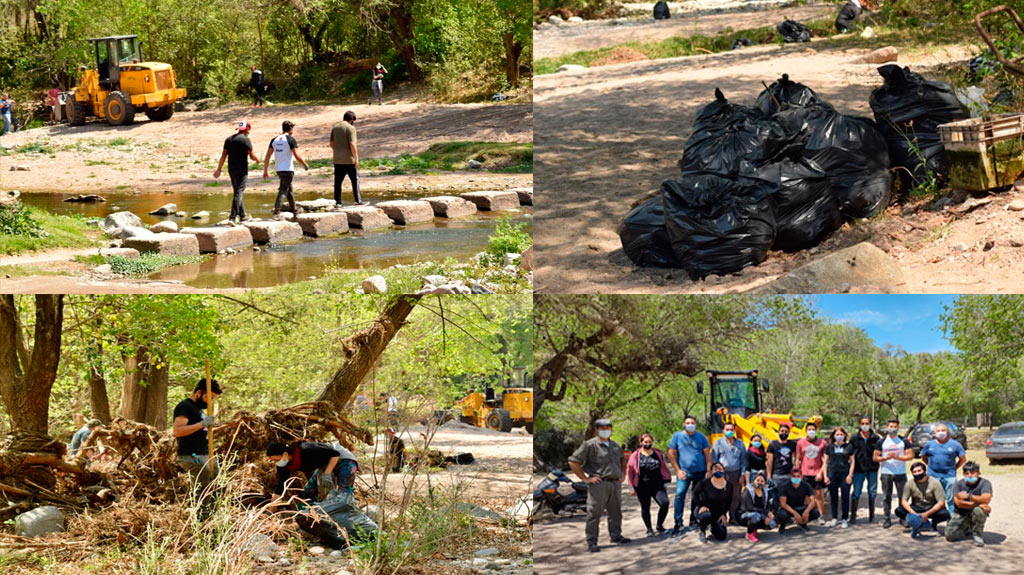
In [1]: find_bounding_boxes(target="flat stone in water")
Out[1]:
[123,233,200,257]
[243,221,303,244]
[181,226,255,253]
[508,187,533,206]
[422,196,478,218]
[295,212,350,237]
[340,205,392,230]
[295,198,338,212]
[377,200,435,225]
[460,190,520,211]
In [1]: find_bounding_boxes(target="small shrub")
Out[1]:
[487,215,532,258]
[108,253,205,276]
[0,203,47,238]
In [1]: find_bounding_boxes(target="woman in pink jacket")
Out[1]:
[627,432,672,536]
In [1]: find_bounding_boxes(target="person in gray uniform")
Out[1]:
[568,418,631,553]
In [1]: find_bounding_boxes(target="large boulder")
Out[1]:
[14,506,65,538]
[376,200,435,225]
[295,213,349,237]
[243,221,303,244]
[102,211,143,234]
[119,226,155,239]
[750,242,906,294]
[519,245,533,272]
[423,196,478,218]
[460,190,520,211]
[508,187,533,206]
[181,226,254,253]
[149,203,177,216]
[123,233,200,257]
[340,206,392,230]
[295,198,338,213]
[150,221,179,233]
[362,275,388,294]
[99,247,140,259]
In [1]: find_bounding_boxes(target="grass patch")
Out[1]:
[205,181,223,187]
[106,137,132,147]
[107,253,206,276]
[355,141,533,174]
[0,264,69,277]
[5,141,53,155]
[0,204,98,255]
[85,159,113,166]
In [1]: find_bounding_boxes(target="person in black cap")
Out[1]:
[568,418,630,553]
[266,441,345,503]
[173,379,222,509]
[214,120,261,225]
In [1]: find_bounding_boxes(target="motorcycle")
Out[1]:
[531,468,588,521]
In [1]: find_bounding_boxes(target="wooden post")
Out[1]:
[206,360,214,473]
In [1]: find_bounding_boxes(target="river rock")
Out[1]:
[102,211,143,234]
[507,187,533,206]
[423,196,478,218]
[568,16,583,23]
[64,194,106,203]
[181,226,254,253]
[1006,200,1024,212]
[14,506,65,538]
[175,211,187,218]
[341,205,392,230]
[243,220,303,244]
[0,190,20,207]
[362,275,388,294]
[377,200,434,225]
[123,233,200,257]
[120,225,155,239]
[475,548,499,557]
[243,533,278,558]
[460,190,520,211]
[100,247,141,259]
[9,164,30,171]
[296,198,338,212]
[750,242,906,294]
[149,203,177,216]
[548,15,564,25]
[192,211,210,219]
[295,212,349,237]
[468,159,483,169]
[519,246,533,271]
[150,221,179,233]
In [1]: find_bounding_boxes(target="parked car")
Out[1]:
[986,421,1024,462]
[907,421,969,457]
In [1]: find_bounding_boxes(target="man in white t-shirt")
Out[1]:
[263,120,310,219]
[873,417,914,528]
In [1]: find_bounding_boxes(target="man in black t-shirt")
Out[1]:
[766,424,798,499]
[777,468,820,532]
[250,65,266,107]
[173,379,223,511]
[214,121,261,225]
[850,415,882,524]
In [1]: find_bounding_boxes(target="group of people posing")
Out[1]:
[569,415,992,552]
[213,113,364,224]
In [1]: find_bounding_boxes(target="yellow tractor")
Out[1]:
[457,385,534,434]
[65,35,186,126]
[699,370,821,445]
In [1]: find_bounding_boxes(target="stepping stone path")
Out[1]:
[243,221,303,244]
[423,196,478,218]
[340,205,392,230]
[181,226,255,253]
[295,198,338,212]
[377,200,434,225]
[460,190,520,211]
[508,187,533,206]
[124,233,200,257]
[294,213,349,237]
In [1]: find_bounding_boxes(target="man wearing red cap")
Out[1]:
[214,121,261,225]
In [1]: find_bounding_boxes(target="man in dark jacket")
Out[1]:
[250,65,266,107]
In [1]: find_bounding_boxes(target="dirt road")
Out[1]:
[532,35,1024,294]
[535,3,832,59]
[533,467,1024,575]
[0,102,532,193]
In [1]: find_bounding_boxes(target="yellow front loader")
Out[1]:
[65,35,186,126]
[699,370,821,445]
[457,386,534,434]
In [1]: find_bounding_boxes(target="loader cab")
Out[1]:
[90,35,143,90]
[698,370,769,436]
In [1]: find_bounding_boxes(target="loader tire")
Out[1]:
[104,91,135,126]
[486,408,513,432]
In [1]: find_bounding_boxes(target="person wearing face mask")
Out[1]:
[626,433,671,536]
[873,418,913,528]
[172,379,223,511]
[739,471,776,542]
[267,441,350,503]
[850,414,882,524]
[920,423,967,514]
[896,461,950,538]
[823,426,855,528]
[568,418,630,552]
[766,424,798,504]
[693,462,733,543]
[711,421,746,524]
[795,422,828,526]
[776,467,820,533]
[746,433,767,484]
[667,415,711,536]
[945,461,992,547]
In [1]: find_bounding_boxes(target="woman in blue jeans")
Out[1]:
[1,93,14,135]
[823,426,855,528]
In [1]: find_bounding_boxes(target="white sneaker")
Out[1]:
[818,517,826,526]
[841,520,849,529]
[829,519,838,528]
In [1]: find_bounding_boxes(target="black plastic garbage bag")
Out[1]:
[653,1,671,20]
[681,89,789,177]
[869,64,966,192]
[731,38,756,50]
[808,112,893,218]
[777,20,811,43]
[835,1,862,32]
[661,173,777,280]
[618,197,682,268]
[764,158,841,251]
[756,74,828,115]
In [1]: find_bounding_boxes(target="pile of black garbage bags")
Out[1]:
[619,66,965,280]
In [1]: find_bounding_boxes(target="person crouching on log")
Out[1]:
[173,379,222,514]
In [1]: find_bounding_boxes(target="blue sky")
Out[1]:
[805,295,957,354]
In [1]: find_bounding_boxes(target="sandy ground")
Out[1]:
[533,461,1024,575]
[536,3,833,59]
[0,102,532,193]
[531,32,1024,294]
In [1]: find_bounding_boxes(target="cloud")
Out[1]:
[835,308,933,329]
